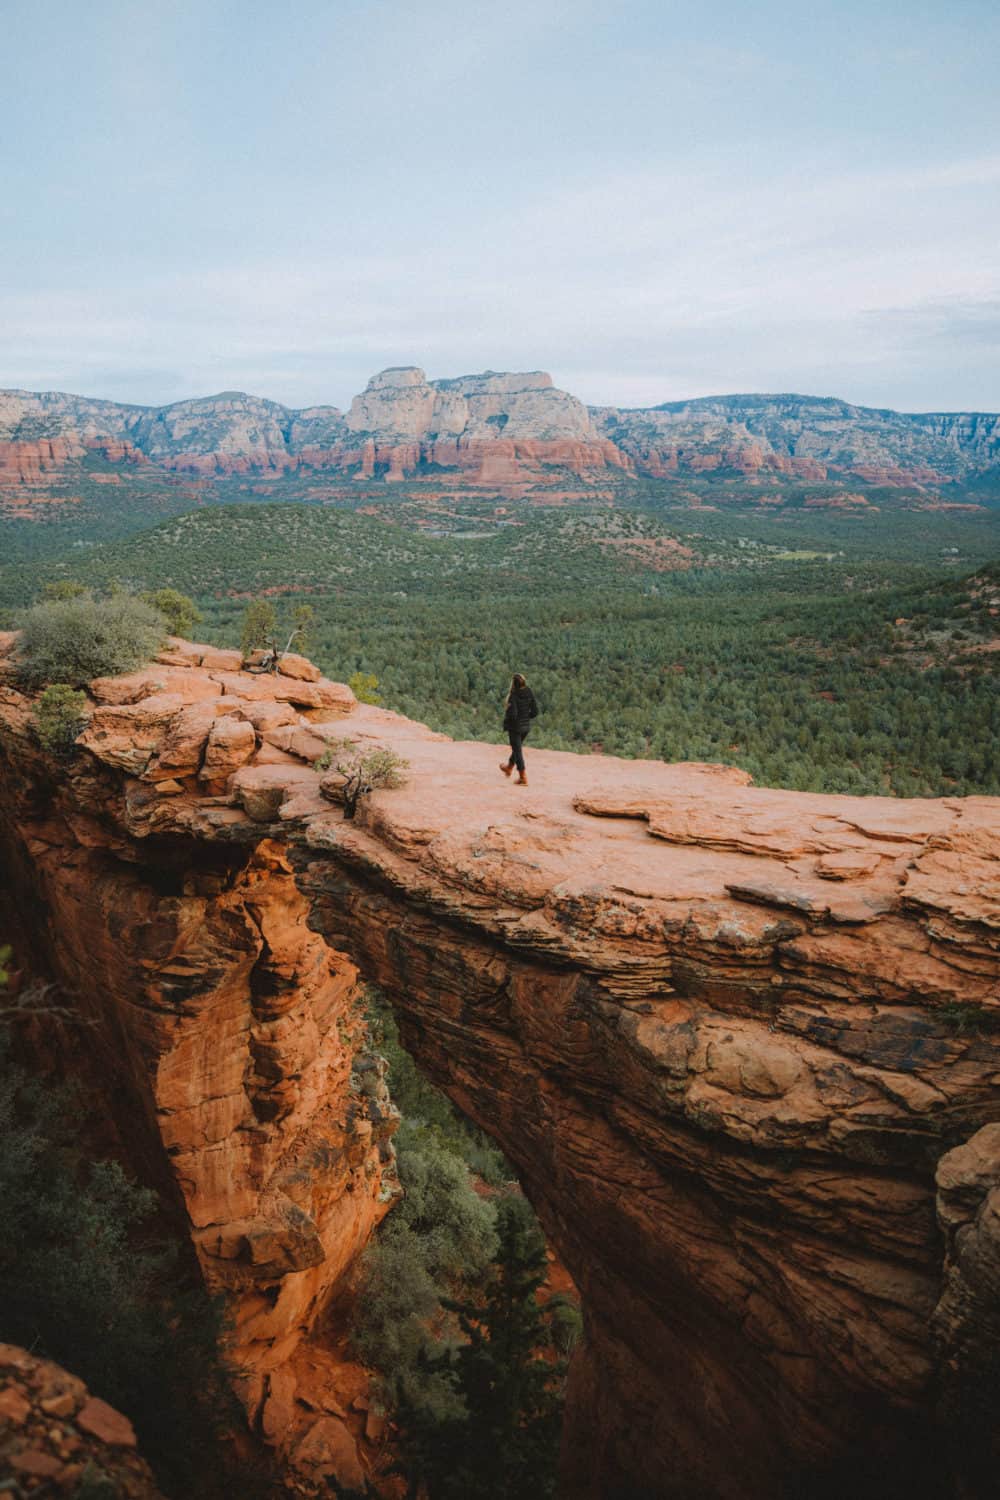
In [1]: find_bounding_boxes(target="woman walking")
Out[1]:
[500,673,538,786]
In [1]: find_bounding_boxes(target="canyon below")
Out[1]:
[1,635,998,1498]
[2,367,1000,509]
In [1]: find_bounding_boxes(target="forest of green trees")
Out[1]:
[2,499,998,797]
[0,488,997,1496]
[355,993,577,1499]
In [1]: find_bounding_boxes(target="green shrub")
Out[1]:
[315,738,409,818]
[547,1292,584,1355]
[17,595,166,687]
[32,684,88,756]
[348,670,382,705]
[42,581,89,602]
[355,1134,498,1419]
[138,587,202,638]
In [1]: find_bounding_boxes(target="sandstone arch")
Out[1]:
[1,637,998,1496]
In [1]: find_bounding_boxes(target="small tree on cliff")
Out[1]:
[240,599,278,657]
[287,602,314,655]
[239,600,314,661]
[316,738,409,818]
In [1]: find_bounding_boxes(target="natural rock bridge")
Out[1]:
[1,636,998,1498]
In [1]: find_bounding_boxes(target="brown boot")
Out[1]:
[516,770,528,786]
[500,760,514,777]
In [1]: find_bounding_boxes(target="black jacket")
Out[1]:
[503,686,538,735]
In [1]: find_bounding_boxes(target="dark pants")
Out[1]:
[507,728,528,772]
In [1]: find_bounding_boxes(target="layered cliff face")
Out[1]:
[345,366,595,441]
[2,374,998,500]
[0,369,625,490]
[0,638,998,1498]
[0,645,399,1490]
[592,393,1000,486]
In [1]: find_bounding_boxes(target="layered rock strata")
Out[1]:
[2,376,998,496]
[0,637,998,1498]
[0,641,398,1490]
[591,394,1000,486]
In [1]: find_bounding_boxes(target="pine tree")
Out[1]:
[439,1193,565,1500]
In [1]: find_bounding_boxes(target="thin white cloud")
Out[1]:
[2,6,998,412]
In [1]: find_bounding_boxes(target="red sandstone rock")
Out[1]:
[156,638,245,672]
[90,667,220,706]
[11,1447,64,1477]
[209,670,356,714]
[277,652,322,683]
[77,1395,137,1447]
[234,700,301,732]
[0,1388,31,1425]
[0,1346,163,1497]
[78,693,192,774]
[3,384,999,507]
[261,723,333,763]
[146,699,220,779]
[291,1413,365,1490]
[199,715,257,782]
[1,649,998,1499]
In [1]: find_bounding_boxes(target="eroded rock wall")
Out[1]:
[3,375,999,497]
[0,649,398,1488]
[1,638,998,1497]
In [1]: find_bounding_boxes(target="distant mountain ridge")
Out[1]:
[2,365,999,498]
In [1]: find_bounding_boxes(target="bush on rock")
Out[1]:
[316,738,409,818]
[32,684,89,756]
[17,594,167,687]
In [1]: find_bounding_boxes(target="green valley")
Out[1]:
[2,493,997,800]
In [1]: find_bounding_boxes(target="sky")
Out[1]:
[1,0,998,413]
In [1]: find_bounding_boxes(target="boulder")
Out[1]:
[199,715,256,782]
[145,700,219,780]
[262,724,333,764]
[89,668,219,706]
[210,671,356,715]
[291,1415,365,1492]
[277,652,321,683]
[156,637,244,672]
[231,764,322,823]
[77,692,190,774]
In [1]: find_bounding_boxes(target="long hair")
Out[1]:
[505,672,527,709]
